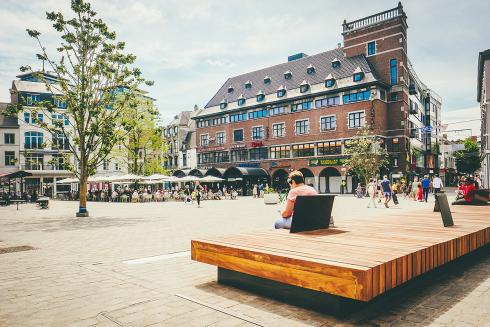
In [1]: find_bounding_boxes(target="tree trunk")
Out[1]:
[77,173,89,217]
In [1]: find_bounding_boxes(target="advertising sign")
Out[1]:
[308,157,346,167]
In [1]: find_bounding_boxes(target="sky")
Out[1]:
[0,0,489,139]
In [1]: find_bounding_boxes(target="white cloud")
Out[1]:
[442,106,481,140]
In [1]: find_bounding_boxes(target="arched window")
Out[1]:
[24,131,44,149]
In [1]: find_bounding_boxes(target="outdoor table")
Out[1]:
[10,199,26,211]
[37,197,50,209]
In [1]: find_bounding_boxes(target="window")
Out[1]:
[264,76,271,84]
[390,59,398,85]
[249,147,268,160]
[52,154,66,170]
[233,129,244,142]
[4,151,15,166]
[348,112,365,128]
[367,41,376,55]
[4,133,15,144]
[315,96,340,108]
[295,119,309,135]
[24,153,43,170]
[248,108,267,119]
[331,59,341,68]
[300,82,310,93]
[227,86,234,93]
[36,113,43,123]
[23,112,30,124]
[26,94,40,105]
[353,72,364,82]
[256,93,265,102]
[284,71,292,80]
[24,131,44,149]
[320,116,336,131]
[214,151,230,163]
[237,97,246,106]
[325,78,335,88]
[269,106,286,116]
[245,81,252,89]
[103,160,109,170]
[317,141,342,155]
[51,113,69,126]
[252,126,264,140]
[182,153,187,167]
[343,90,371,104]
[231,149,248,162]
[216,132,225,144]
[220,99,227,109]
[230,112,247,122]
[200,134,209,147]
[389,138,400,152]
[272,123,285,137]
[52,133,69,150]
[197,119,210,128]
[270,145,290,159]
[115,163,121,171]
[54,98,67,109]
[277,88,286,97]
[292,143,315,157]
[291,100,313,112]
[307,65,315,74]
[390,92,398,101]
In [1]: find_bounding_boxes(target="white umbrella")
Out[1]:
[161,176,180,183]
[57,177,79,184]
[111,174,143,182]
[178,175,202,182]
[142,174,169,180]
[200,175,224,182]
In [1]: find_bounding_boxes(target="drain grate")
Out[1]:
[0,246,35,255]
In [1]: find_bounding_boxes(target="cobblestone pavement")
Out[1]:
[0,195,488,327]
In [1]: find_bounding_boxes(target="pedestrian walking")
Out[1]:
[432,174,443,194]
[421,175,430,202]
[366,178,377,208]
[380,175,392,208]
[195,182,203,208]
[252,185,258,198]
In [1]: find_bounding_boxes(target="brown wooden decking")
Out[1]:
[191,205,489,302]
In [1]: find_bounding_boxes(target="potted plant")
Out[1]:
[264,188,280,205]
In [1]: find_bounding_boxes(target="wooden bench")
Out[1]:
[191,205,490,312]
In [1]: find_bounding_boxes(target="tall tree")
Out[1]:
[113,97,168,175]
[342,126,389,185]
[455,138,481,175]
[7,0,152,217]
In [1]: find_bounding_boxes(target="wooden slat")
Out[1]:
[192,206,490,301]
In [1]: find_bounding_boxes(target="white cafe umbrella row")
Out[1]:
[56,174,224,184]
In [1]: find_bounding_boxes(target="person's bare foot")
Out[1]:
[384,203,389,208]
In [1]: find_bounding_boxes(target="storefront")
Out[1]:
[223,167,269,196]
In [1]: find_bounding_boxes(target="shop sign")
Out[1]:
[308,157,345,167]
[238,162,260,168]
[197,146,225,151]
[270,161,291,168]
[250,141,263,147]
[231,143,246,149]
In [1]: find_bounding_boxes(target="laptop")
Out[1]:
[290,195,335,233]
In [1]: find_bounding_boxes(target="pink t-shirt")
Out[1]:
[287,185,318,215]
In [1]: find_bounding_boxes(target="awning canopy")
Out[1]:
[205,167,226,177]
[172,169,190,177]
[0,170,33,179]
[188,169,206,177]
[223,167,269,178]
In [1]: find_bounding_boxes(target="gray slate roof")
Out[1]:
[205,48,374,108]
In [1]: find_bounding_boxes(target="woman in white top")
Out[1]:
[366,178,378,208]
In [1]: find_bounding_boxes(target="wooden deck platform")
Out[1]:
[191,205,489,302]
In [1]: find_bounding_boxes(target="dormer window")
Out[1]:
[325,73,335,88]
[284,71,292,80]
[299,80,310,93]
[220,99,228,109]
[277,86,286,98]
[227,85,234,93]
[263,76,271,84]
[353,67,364,82]
[331,58,341,68]
[306,65,315,74]
[237,95,246,106]
[256,91,265,102]
[244,81,252,89]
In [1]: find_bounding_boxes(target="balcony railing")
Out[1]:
[21,164,68,171]
[343,2,405,33]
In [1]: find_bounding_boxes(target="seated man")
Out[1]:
[274,170,318,229]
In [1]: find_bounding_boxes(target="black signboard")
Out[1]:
[434,193,454,227]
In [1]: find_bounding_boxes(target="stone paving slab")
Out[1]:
[0,196,489,326]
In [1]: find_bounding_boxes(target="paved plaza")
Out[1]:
[0,195,489,327]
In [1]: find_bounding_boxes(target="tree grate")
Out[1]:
[0,246,35,255]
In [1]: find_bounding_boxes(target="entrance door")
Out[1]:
[329,176,341,193]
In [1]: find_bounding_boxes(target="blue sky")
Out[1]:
[0,0,489,137]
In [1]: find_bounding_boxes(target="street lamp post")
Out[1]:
[340,167,347,194]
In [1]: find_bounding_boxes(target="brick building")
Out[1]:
[193,3,441,194]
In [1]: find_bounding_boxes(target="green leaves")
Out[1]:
[26,29,40,38]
